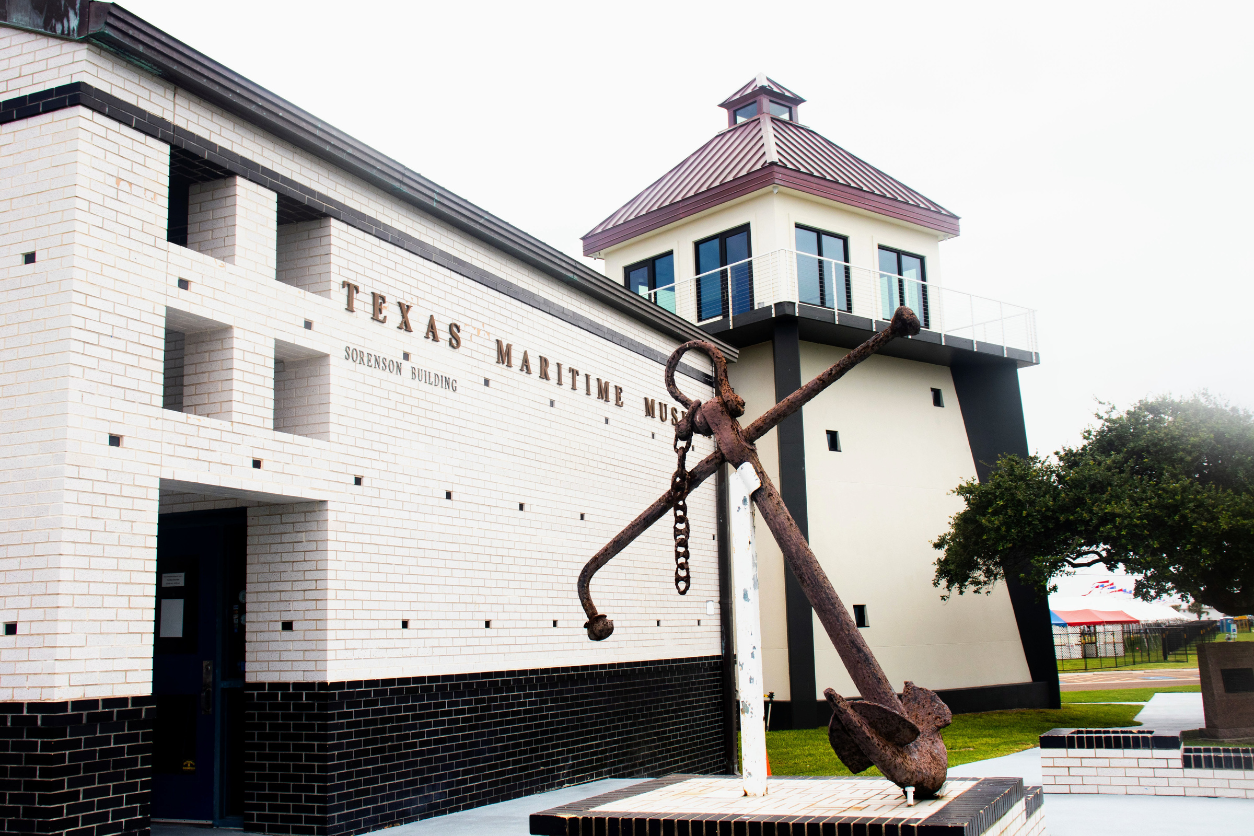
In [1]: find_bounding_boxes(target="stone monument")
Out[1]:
[1198,641,1254,741]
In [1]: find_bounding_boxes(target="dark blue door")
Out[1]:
[152,509,247,825]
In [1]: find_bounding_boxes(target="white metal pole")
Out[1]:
[730,461,768,797]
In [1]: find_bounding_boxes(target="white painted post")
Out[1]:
[730,461,768,797]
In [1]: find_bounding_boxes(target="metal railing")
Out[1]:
[640,249,1038,357]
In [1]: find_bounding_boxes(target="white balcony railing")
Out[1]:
[641,249,1038,358]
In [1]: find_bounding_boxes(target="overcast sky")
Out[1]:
[121,0,1254,454]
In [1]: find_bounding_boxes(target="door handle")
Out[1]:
[201,660,213,715]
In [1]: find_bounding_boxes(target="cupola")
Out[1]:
[718,74,805,127]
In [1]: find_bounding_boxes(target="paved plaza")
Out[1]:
[183,694,1237,836]
[1059,668,1200,691]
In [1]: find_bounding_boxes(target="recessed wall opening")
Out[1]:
[273,339,331,440]
[932,387,944,407]
[853,605,869,628]
[163,307,233,418]
[826,430,841,452]
[167,147,232,248]
[276,211,334,298]
[3,622,16,635]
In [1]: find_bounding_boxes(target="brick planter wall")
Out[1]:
[1040,728,1254,798]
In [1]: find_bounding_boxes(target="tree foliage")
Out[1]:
[933,395,1254,615]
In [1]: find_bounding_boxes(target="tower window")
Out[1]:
[853,605,869,628]
[826,430,841,452]
[769,100,792,120]
[625,252,676,314]
[795,225,850,312]
[878,246,929,327]
[733,102,758,122]
[932,388,944,407]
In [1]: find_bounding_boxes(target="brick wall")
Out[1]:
[1040,729,1254,798]
[0,32,722,703]
[0,697,154,836]
[246,657,725,836]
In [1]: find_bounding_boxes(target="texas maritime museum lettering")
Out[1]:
[338,279,687,423]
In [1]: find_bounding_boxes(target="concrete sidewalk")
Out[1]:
[150,695,1236,836]
[949,748,1250,835]
[154,762,1250,836]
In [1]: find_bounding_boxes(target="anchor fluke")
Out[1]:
[585,613,614,641]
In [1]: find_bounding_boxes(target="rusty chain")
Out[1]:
[671,421,692,595]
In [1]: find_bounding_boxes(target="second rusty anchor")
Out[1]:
[577,307,952,798]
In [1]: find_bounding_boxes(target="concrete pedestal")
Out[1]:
[531,775,1045,835]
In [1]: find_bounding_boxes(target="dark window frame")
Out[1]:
[733,102,758,123]
[694,224,754,321]
[877,245,930,328]
[795,223,852,312]
[769,100,793,120]
[624,252,675,297]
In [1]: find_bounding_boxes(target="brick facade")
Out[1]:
[0,697,153,836]
[0,19,725,834]
[246,657,724,836]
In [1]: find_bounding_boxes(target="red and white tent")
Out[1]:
[1051,608,1139,626]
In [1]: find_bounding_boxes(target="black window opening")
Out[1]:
[853,605,869,628]
[769,100,792,120]
[932,388,944,407]
[878,246,929,327]
[625,252,676,314]
[795,225,851,312]
[167,146,326,248]
[695,225,753,321]
[733,102,758,123]
[166,147,232,248]
[826,430,841,452]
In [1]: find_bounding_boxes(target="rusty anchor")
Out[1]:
[577,306,952,798]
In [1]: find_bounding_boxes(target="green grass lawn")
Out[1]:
[764,703,1143,777]
[1062,685,1199,703]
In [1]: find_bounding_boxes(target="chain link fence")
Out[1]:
[1053,620,1222,671]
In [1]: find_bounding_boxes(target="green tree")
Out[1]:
[933,395,1254,615]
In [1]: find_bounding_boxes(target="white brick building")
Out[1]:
[0,3,731,834]
[0,4,1050,836]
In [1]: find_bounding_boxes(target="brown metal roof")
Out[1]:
[771,119,954,216]
[583,115,959,254]
[719,75,805,107]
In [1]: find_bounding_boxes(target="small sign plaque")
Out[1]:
[161,572,185,588]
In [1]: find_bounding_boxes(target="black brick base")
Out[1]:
[246,655,725,836]
[0,697,153,836]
